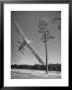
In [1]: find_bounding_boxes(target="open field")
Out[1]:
[11,69,61,79]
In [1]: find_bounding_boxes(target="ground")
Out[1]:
[11,69,61,79]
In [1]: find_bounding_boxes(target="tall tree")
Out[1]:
[38,17,54,74]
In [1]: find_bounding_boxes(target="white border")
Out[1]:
[4,4,69,87]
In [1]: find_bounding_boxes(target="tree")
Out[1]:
[38,17,54,74]
[52,11,61,30]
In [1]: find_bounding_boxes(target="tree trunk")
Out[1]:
[45,35,48,74]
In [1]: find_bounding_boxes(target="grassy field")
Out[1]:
[11,69,61,79]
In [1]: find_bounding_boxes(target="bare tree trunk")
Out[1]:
[45,35,48,74]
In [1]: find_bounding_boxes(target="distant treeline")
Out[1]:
[11,64,61,71]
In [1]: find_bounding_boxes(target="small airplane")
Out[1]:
[14,21,44,65]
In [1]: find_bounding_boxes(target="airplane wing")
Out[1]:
[14,21,27,43]
[27,44,44,65]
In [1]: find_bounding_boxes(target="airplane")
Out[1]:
[14,21,44,65]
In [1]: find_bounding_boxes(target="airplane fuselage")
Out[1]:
[18,41,27,51]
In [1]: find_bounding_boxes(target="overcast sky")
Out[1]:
[11,11,61,65]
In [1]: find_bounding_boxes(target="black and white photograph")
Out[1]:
[0,0,70,88]
[4,4,69,86]
[11,11,61,79]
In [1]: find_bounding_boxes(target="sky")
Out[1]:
[11,11,61,65]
